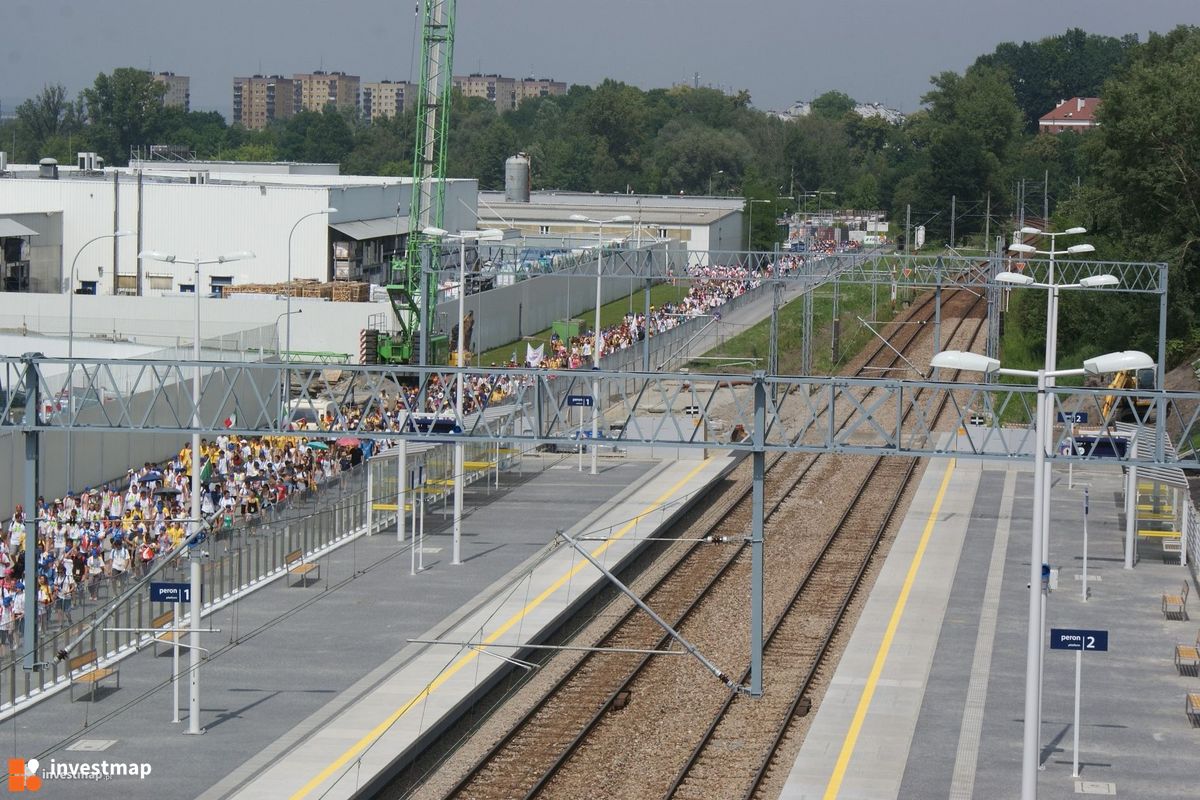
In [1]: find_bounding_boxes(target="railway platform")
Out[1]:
[16,451,734,800]
[782,441,1198,799]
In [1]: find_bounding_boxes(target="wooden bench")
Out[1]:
[1175,630,1200,677]
[1187,693,1200,727]
[152,609,183,656]
[1163,581,1190,620]
[285,549,320,587]
[68,650,119,701]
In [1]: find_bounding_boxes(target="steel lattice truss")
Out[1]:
[5,358,1197,469]
[429,246,1166,293]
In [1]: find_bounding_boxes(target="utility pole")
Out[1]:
[905,204,912,256]
[950,195,956,249]
[1018,179,1025,232]
[985,192,991,252]
[1043,170,1049,223]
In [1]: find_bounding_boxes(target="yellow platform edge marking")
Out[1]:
[823,458,956,800]
[290,458,714,800]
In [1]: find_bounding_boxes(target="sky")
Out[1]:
[2,0,1197,119]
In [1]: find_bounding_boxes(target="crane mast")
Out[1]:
[379,0,456,365]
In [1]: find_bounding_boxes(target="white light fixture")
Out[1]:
[930,350,1001,374]
[995,272,1036,286]
[422,226,448,237]
[139,250,177,263]
[1008,243,1037,254]
[1082,350,1154,375]
[1078,274,1118,288]
[1064,226,1087,235]
[1020,226,1043,235]
[217,251,255,263]
[1066,243,1095,255]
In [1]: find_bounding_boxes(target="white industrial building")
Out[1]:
[0,157,478,296]
[478,186,745,256]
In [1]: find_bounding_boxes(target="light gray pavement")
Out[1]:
[782,450,1200,799]
[9,452,731,800]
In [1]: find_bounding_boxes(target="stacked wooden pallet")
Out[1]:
[332,281,370,302]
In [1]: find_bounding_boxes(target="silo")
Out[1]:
[504,153,531,203]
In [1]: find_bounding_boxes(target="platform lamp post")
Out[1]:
[421,226,503,566]
[139,248,255,736]
[1012,227,1099,561]
[931,348,1154,800]
[66,230,132,492]
[285,208,337,411]
[994,254,1113,570]
[569,214,632,475]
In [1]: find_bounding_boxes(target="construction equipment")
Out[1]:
[1100,367,1156,422]
[362,0,457,365]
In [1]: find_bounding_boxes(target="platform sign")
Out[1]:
[1050,628,1108,652]
[150,582,192,604]
[1058,411,1088,424]
[1050,627,1109,778]
[566,395,594,407]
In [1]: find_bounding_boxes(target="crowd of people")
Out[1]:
[520,263,775,370]
[0,430,377,649]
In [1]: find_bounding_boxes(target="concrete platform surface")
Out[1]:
[783,455,1199,800]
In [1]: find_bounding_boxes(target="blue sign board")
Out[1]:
[1058,412,1088,424]
[150,582,192,604]
[566,395,594,407]
[1050,628,1108,652]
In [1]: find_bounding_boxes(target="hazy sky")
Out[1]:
[3,0,1197,118]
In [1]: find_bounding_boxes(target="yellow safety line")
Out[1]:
[290,458,714,800]
[823,459,956,800]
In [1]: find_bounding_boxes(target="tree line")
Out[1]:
[2,26,1196,363]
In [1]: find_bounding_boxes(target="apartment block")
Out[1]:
[452,74,566,113]
[516,77,567,104]
[453,73,518,112]
[293,71,360,114]
[153,72,190,111]
[232,75,296,130]
[362,80,415,122]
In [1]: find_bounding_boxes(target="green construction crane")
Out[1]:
[366,0,456,366]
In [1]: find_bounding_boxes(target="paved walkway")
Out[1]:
[783,451,1199,799]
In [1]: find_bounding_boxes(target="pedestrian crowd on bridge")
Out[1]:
[526,263,773,370]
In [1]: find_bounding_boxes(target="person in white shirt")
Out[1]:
[0,595,12,648]
[110,540,130,584]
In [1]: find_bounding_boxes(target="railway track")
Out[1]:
[415,283,987,800]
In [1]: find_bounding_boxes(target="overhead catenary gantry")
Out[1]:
[7,357,1196,470]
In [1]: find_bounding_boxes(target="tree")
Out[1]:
[15,84,83,159]
[811,90,855,120]
[81,68,169,164]
[974,28,1136,131]
[278,109,355,164]
[1059,25,1200,352]
[902,65,1022,241]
